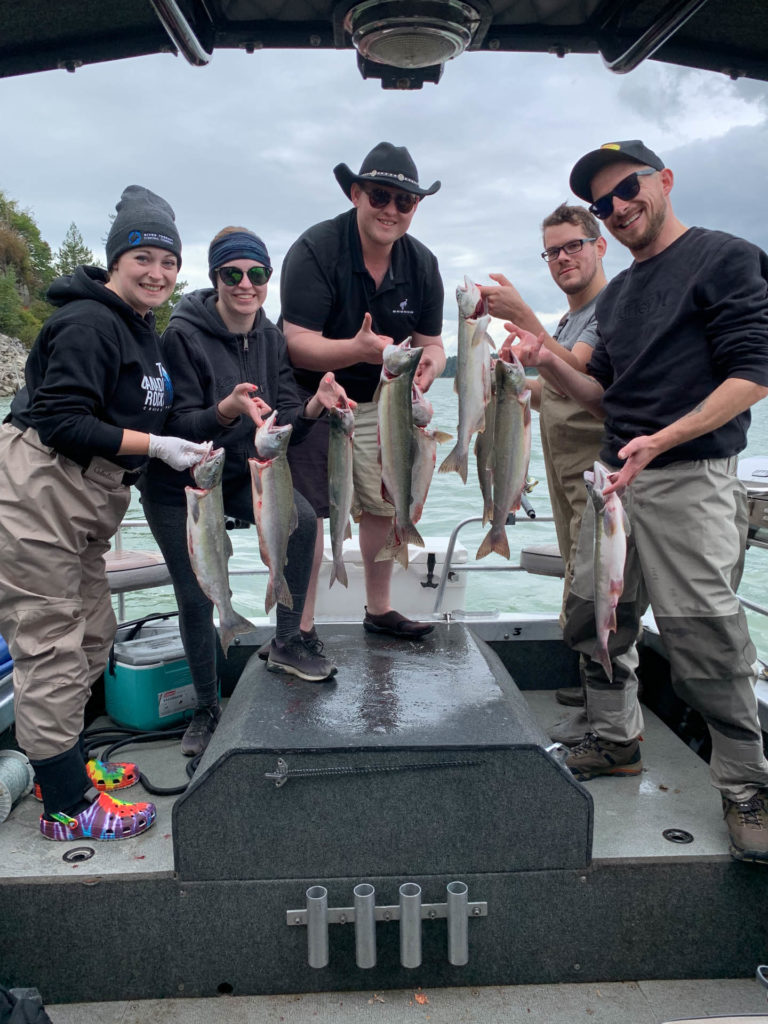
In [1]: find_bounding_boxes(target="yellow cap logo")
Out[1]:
[601,143,621,151]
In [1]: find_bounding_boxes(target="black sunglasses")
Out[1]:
[541,237,597,262]
[589,169,656,220]
[364,187,420,214]
[217,265,272,287]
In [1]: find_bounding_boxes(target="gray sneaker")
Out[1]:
[181,705,221,758]
[258,628,325,661]
[566,732,642,781]
[267,637,336,682]
[723,790,768,864]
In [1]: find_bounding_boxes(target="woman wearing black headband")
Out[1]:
[140,226,349,756]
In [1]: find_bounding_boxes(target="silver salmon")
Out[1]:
[411,425,452,525]
[476,353,531,560]
[328,395,355,589]
[249,411,297,615]
[439,276,494,484]
[377,338,425,568]
[186,447,254,656]
[474,357,497,526]
[586,461,630,681]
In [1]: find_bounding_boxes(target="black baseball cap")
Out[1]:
[569,141,665,202]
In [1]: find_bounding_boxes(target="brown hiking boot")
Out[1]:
[723,790,768,864]
[566,732,642,781]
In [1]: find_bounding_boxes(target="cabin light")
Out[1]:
[344,0,482,70]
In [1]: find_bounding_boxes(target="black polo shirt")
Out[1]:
[279,209,444,402]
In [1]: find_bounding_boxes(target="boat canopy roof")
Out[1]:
[0,0,765,89]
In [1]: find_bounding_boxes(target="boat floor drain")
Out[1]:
[63,846,95,863]
[662,828,694,844]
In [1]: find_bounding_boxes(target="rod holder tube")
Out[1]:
[399,882,422,968]
[446,881,469,965]
[353,883,377,969]
[306,886,329,968]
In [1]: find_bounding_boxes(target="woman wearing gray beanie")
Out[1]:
[140,225,352,756]
[0,184,212,843]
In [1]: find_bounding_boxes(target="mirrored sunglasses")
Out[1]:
[217,265,272,287]
[588,169,656,221]
[364,187,420,214]
[541,237,597,262]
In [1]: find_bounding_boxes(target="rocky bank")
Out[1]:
[0,333,27,396]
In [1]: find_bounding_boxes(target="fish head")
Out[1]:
[381,339,424,381]
[254,409,293,459]
[495,349,529,395]
[191,446,225,489]
[456,276,485,320]
[329,394,355,436]
[411,384,433,427]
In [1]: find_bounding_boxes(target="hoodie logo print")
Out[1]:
[141,362,173,410]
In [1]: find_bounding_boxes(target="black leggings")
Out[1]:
[142,483,316,707]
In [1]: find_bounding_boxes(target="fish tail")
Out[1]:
[400,522,424,550]
[476,527,510,561]
[219,612,254,658]
[593,642,614,682]
[374,524,398,564]
[438,444,468,484]
[275,575,294,611]
[329,558,348,589]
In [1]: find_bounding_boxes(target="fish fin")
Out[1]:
[264,582,275,616]
[219,613,254,658]
[438,445,468,484]
[344,520,352,541]
[453,377,459,395]
[592,643,614,682]
[372,379,382,403]
[288,501,298,536]
[375,524,398,563]
[275,577,293,610]
[400,522,424,550]
[329,559,349,589]
[476,528,510,561]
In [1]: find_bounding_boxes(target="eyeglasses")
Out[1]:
[217,265,272,287]
[541,238,598,262]
[588,169,656,220]
[364,187,420,215]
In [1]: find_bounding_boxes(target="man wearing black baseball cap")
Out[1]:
[504,140,768,865]
[279,142,445,645]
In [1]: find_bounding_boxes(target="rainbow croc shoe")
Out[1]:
[40,792,156,841]
[34,759,139,801]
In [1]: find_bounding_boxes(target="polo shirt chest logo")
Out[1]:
[392,297,415,316]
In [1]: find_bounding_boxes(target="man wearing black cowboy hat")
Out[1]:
[280,141,445,643]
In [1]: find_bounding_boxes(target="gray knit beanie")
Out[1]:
[106,185,182,269]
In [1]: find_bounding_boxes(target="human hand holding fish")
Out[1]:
[148,434,213,471]
[306,372,356,419]
[354,311,393,364]
[501,322,548,367]
[217,382,271,427]
[413,349,442,391]
[480,274,537,326]
[607,435,665,493]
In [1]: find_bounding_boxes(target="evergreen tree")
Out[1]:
[153,279,187,334]
[56,222,95,275]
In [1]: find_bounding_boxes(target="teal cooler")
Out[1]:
[107,626,196,731]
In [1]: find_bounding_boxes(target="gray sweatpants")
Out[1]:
[563,456,768,802]
[0,424,130,760]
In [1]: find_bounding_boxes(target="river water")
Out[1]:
[2,380,767,653]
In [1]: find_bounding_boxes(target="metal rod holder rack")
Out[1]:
[287,881,488,969]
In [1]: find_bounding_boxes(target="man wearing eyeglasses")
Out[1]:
[506,139,768,864]
[479,204,616,726]
[280,142,445,641]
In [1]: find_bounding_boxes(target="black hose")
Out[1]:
[84,723,196,796]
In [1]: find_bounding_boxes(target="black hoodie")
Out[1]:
[139,289,317,507]
[9,266,171,472]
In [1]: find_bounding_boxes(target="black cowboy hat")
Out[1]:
[333,142,441,198]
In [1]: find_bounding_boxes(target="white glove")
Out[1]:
[148,435,212,472]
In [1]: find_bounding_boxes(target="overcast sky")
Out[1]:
[2,46,767,350]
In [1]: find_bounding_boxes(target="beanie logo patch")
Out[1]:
[128,231,142,246]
